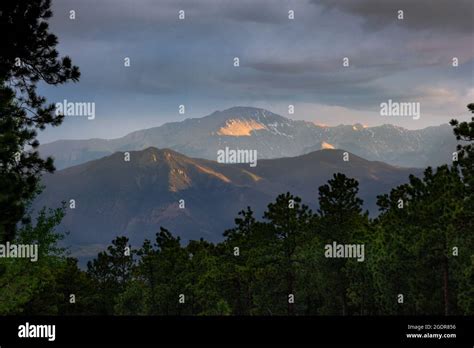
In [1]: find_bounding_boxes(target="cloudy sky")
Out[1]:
[38,0,474,143]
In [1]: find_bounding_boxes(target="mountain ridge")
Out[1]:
[39,106,456,169]
[35,147,422,259]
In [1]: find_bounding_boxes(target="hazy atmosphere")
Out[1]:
[38,0,474,143]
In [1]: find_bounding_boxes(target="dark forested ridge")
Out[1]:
[33,147,421,250]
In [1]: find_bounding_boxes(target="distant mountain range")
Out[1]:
[40,107,457,170]
[35,147,421,258]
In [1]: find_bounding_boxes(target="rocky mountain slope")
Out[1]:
[39,107,457,169]
[34,147,421,258]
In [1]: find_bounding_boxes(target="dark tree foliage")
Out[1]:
[86,237,135,314]
[448,104,474,313]
[317,173,369,315]
[0,0,80,242]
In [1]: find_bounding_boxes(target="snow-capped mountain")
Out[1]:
[39,106,457,169]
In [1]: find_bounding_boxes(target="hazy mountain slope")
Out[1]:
[40,107,456,170]
[303,123,456,167]
[34,147,421,259]
[37,148,272,245]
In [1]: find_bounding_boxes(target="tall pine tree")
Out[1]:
[0,0,80,242]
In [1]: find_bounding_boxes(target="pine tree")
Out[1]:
[317,173,369,315]
[263,193,313,315]
[87,236,134,314]
[131,228,189,315]
[0,0,80,242]
[221,207,277,315]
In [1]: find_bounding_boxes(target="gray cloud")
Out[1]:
[36,0,473,143]
[313,0,474,34]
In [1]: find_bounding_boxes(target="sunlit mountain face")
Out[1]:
[216,118,267,136]
[40,107,457,170]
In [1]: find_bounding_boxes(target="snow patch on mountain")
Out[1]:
[216,119,267,136]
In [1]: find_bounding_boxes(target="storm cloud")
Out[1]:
[37,0,473,143]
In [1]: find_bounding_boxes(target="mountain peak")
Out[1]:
[36,146,421,249]
[352,123,368,131]
[208,106,296,137]
[123,147,196,176]
[39,106,456,170]
[138,147,184,160]
[220,106,270,114]
[210,106,288,122]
